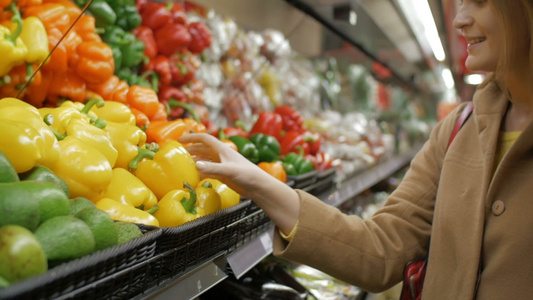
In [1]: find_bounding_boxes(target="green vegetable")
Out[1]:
[249,133,281,163]
[0,150,19,183]
[228,135,259,164]
[88,1,117,28]
[282,152,314,176]
[121,36,145,68]
[114,5,142,31]
[19,165,70,198]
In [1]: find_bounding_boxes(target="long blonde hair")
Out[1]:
[480,0,533,89]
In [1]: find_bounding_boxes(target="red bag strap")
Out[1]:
[446,101,474,151]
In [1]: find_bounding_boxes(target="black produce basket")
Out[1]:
[143,200,253,283]
[233,203,273,251]
[304,167,338,195]
[0,225,162,300]
[287,170,318,190]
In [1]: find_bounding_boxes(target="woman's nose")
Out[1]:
[453,7,473,30]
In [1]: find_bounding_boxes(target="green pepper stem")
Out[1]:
[218,129,228,140]
[91,118,107,129]
[201,181,213,189]
[80,98,105,115]
[128,147,156,170]
[0,75,11,86]
[168,99,200,123]
[181,181,198,215]
[145,205,159,214]
[5,2,22,44]
[234,120,248,132]
[43,114,67,141]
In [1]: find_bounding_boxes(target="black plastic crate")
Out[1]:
[0,225,162,300]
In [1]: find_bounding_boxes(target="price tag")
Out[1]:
[227,226,274,279]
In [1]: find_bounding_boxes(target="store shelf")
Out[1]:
[140,227,274,300]
[317,145,422,208]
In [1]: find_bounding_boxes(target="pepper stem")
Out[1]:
[145,205,159,214]
[168,98,200,123]
[181,181,198,215]
[91,118,107,129]
[80,98,105,115]
[234,120,248,132]
[43,114,67,141]
[5,2,22,44]
[128,146,157,170]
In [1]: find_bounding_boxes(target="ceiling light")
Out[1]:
[464,73,485,85]
[333,4,357,26]
[397,0,446,62]
[441,67,455,89]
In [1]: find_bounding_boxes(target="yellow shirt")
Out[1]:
[495,131,521,166]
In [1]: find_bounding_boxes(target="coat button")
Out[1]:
[492,200,505,216]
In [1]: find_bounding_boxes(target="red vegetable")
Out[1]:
[133,26,158,60]
[274,105,303,132]
[158,85,187,120]
[140,2,172,30]
[279,130,309,156]
[154,22,191,56]
[143,55,172,88]
[188,21,212,54]
[169,53,199,86]
[249,111,283,141]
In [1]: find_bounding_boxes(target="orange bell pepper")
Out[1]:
[150,102,168,122]
[0,64,41,99]
[25,69,51,108]
[126,85,159,118]
[145,120,187,146]
[131,107,150,130]
[47,69,86,105]
[42,27,68,73]
[257,161,287,183]
[23,3,71,34]
[86,75,120,101]
[74,41,115,84]
[111,80,129,104]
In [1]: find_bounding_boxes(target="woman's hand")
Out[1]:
[179,133,300,235]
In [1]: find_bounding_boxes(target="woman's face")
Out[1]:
[453,0,503,72]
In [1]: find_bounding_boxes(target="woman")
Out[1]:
[180,0,533,298]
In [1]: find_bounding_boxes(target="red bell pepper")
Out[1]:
[158,85,187,120]
[140,1,172,30]
[133,26,158,60]
[188,21,212,54]
[300,130,322,155]
[143,55,172,89]
[218,121,249,139]
[249,111,283,141]
[169,53,199,86]
[306,152,340,171]
[279,130,309,156]
[154,22,191,56]
[274,105,303,132]
[170,1,188,24]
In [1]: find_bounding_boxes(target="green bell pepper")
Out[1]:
[228,135,259,164]
[88,1,117,28]
[249,133,280,163]
[19,165,70,198]
[0,150,19,183]
[116,67,153,89]
[282,152,314,176]
[0,181,70,231]
[121,36,145,68]
[114,5,142,31]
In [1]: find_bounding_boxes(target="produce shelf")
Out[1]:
[317,145,422,207]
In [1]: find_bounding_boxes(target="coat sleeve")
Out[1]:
[272,103,468,292]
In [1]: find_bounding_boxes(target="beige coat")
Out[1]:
[273,80,533,299]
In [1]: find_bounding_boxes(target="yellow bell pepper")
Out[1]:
[129,140,200,199]
[195,181,221,215]
[95,197,159,227]
[0,98,60,171]
[0,119,44,173]
[104,121,147,169]
[61,118,118,168]
[101,168,157,210]
[199,178,240,209]
[0,3,27,77]
[19,16,49,64]
[90,100,136,126]
[38,100,99,134]
[49,136,113,200]
[153,182,205,228]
